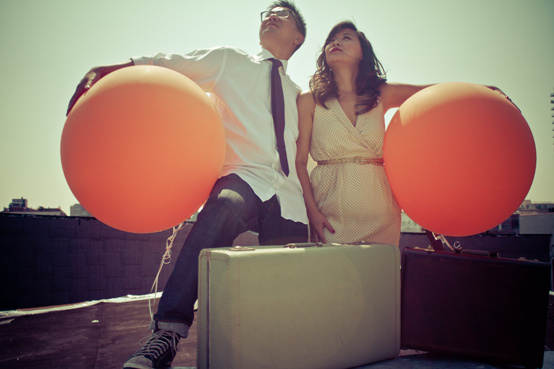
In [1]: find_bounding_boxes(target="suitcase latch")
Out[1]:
[432,232,462,251]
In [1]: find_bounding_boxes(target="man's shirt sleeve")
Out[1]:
[132,47,227,93]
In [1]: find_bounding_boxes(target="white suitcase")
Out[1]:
[197,243,401,369]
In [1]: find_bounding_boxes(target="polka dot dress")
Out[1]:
[309,98,401,246]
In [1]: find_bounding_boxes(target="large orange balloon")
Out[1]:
[61,66,225,233]
[383,82,535,236]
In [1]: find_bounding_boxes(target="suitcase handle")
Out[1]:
[426,231,499,258]
[284,242,323,248]
[456,249,499,257]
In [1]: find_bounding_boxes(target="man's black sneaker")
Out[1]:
[123,330,181,369]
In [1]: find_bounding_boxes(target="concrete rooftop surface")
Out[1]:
[1,294,554,369]
[2,216,553,368]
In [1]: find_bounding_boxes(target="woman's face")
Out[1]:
[325,28,363,68]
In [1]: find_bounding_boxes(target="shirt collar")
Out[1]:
[257,48,289,73]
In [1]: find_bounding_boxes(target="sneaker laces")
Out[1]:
[133,330,181,360]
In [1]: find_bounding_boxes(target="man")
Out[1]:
[67,2,308,368]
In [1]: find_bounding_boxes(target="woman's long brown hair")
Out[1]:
[309,21,387,115]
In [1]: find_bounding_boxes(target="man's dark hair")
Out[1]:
[266,0,307,53]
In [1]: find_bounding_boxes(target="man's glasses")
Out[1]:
[260,8,301,31]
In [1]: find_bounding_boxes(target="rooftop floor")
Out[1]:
[1,294,553,368]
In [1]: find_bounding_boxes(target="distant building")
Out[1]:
[2,197,67,216]
[484,201,554,250]
[8,198,27,208]
[518,200,554,215]
[487,213,520,235]
[401,200,553,235]
[70,203,93,217]
[520,212,554,252]
[401,212,423,233]
[551,88,553,151]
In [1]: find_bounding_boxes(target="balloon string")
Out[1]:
[149,222,186,320]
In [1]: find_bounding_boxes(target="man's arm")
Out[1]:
[66,59,134,115]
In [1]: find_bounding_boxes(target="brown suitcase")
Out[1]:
[401,246,551,368]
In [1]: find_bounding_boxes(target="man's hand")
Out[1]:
[66,67,104,116]
[66,60,134,116]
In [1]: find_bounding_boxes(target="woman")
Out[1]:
[296,21,507,245]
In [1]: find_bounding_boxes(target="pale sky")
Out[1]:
[1,0,553,215]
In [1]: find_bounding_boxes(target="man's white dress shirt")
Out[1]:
[132,47,308,224]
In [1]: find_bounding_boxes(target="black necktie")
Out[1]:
[268,58,289,176]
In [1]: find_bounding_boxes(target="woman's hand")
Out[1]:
[308,208,334,243]
[486,85,521,112]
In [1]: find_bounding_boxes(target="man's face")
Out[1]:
[259,7,302,50]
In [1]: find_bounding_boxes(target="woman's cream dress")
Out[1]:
[309,98,401,245]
